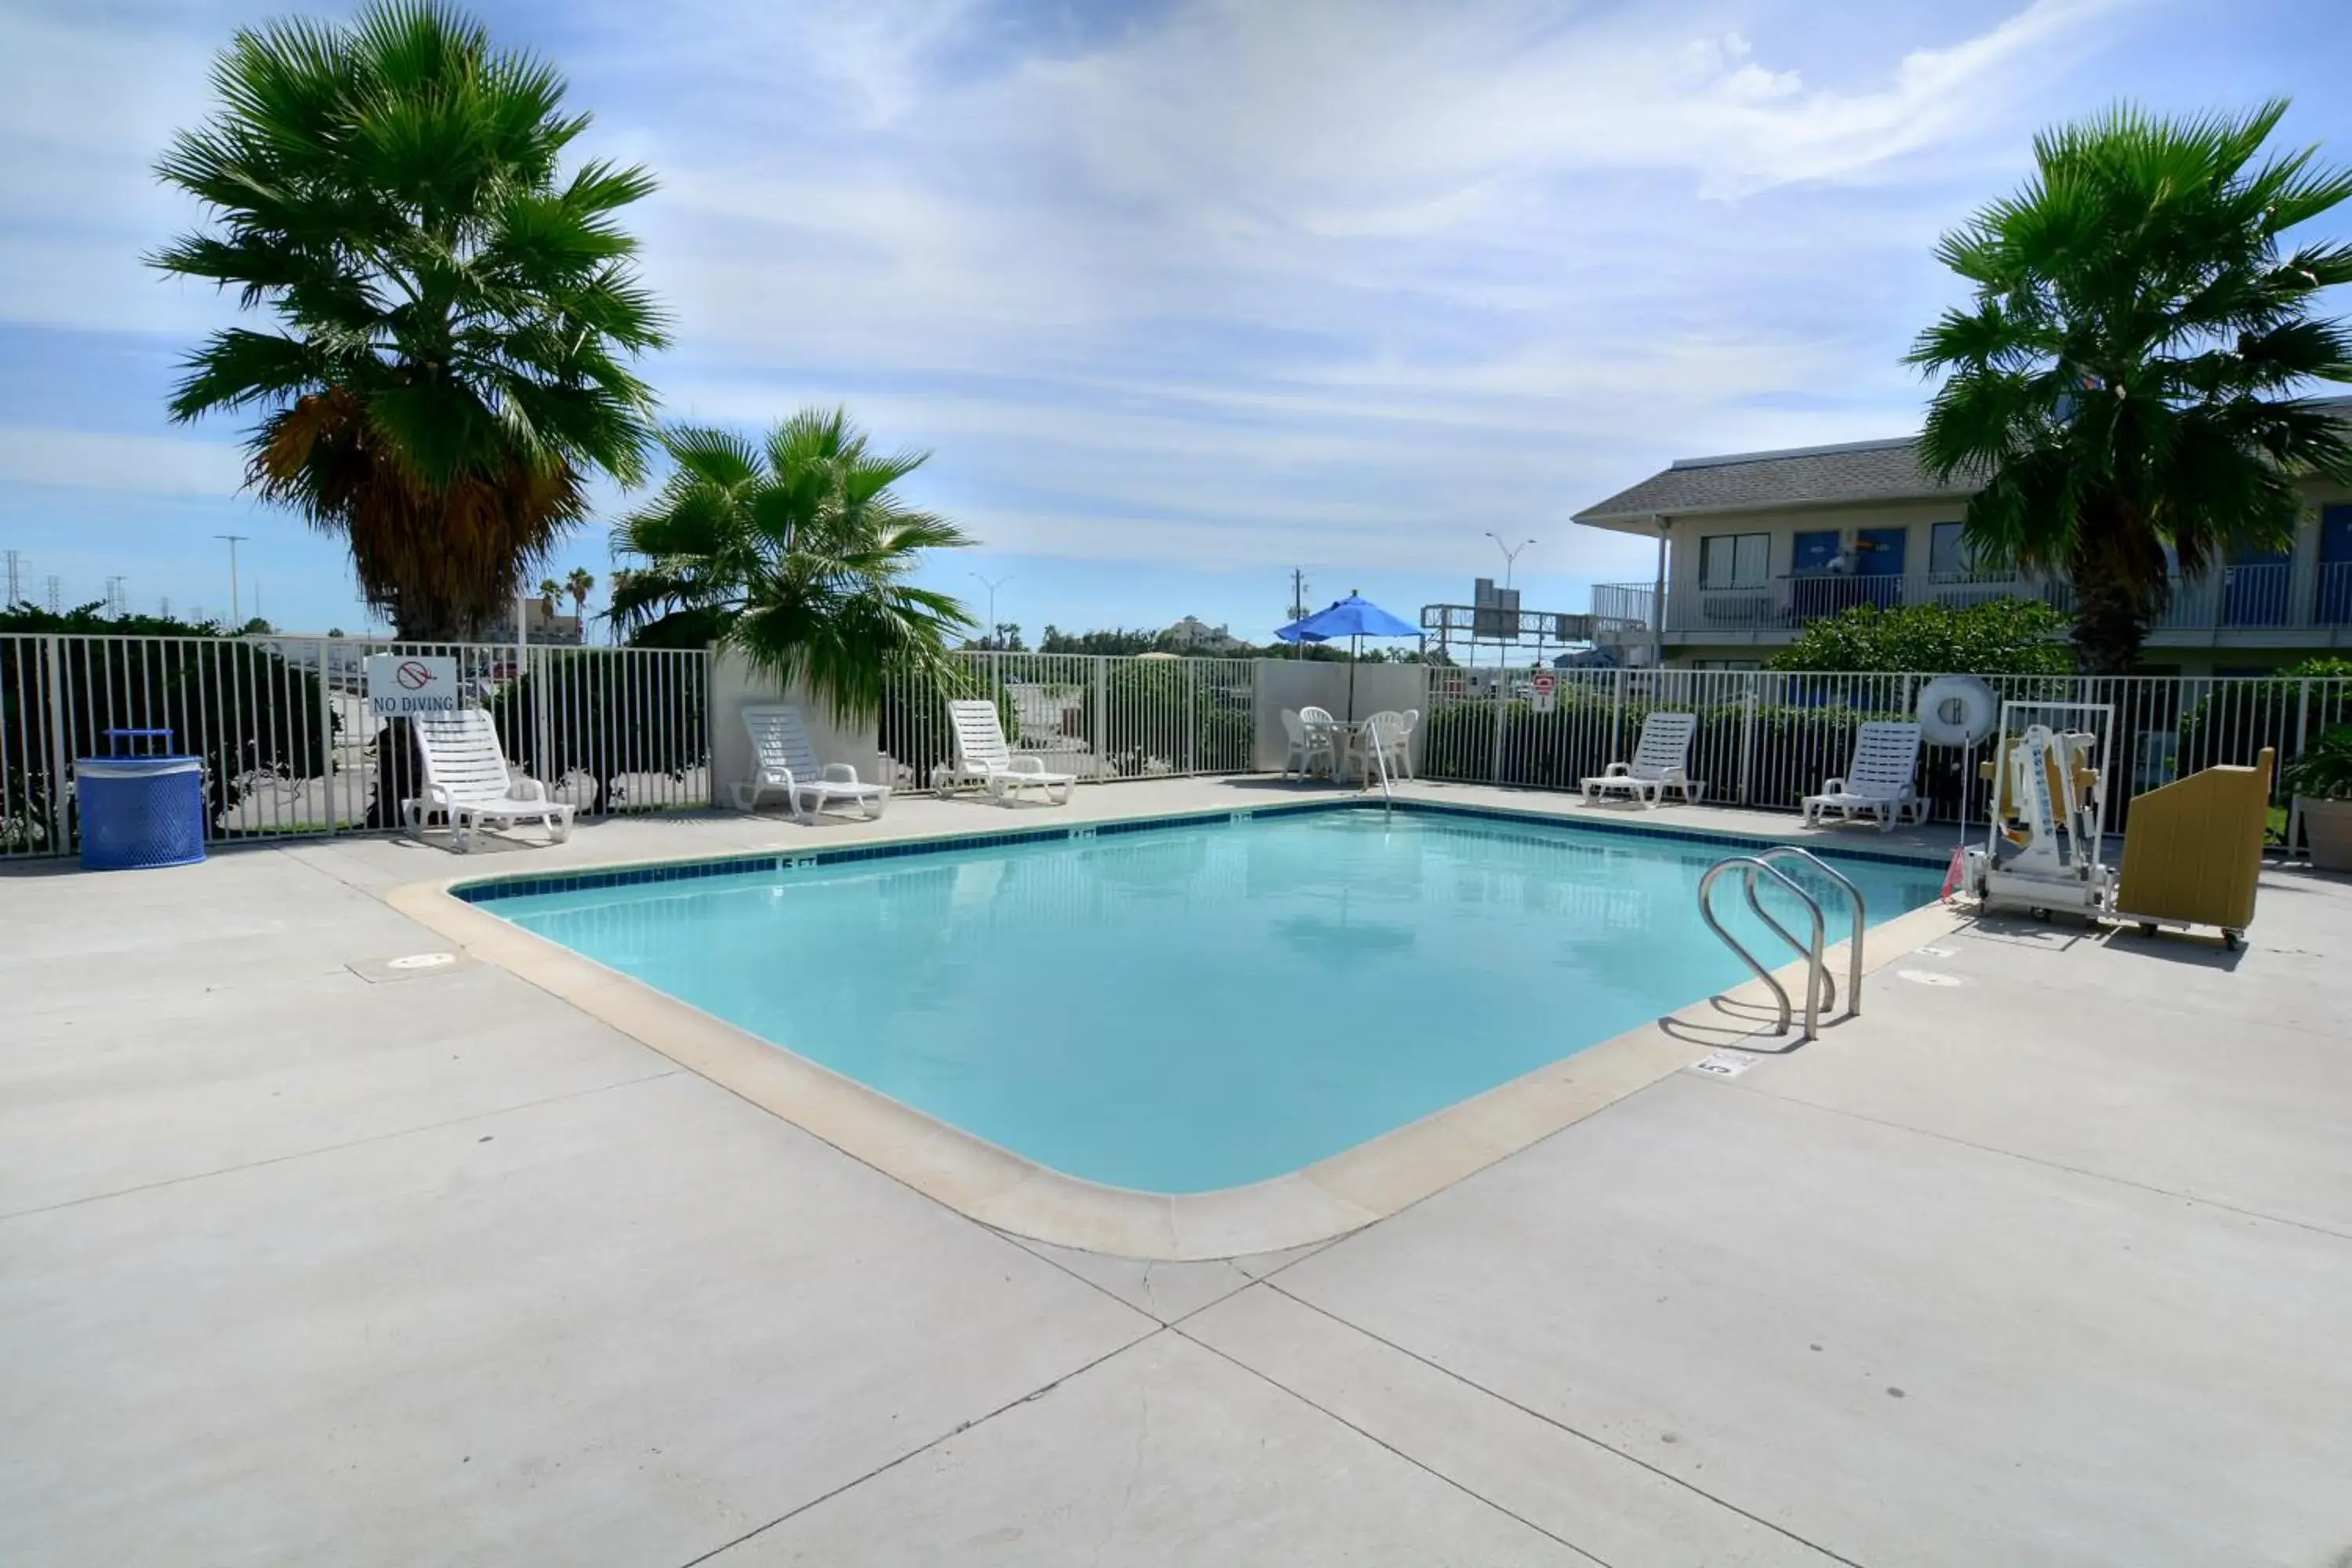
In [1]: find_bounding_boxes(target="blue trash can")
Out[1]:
[78,728,206,871]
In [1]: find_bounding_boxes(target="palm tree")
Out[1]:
[537,577,562,614]
[611,408,976,717]
[565,566,596,618]
[151,1,667,641]
[1909,100,2352,672]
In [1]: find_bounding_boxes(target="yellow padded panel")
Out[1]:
[2116,749,2273,932]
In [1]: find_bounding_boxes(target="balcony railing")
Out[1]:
[1592,562,2352,641]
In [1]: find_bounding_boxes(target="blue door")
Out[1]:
[1855,528,1906,609]
[2321,506,2352,625]
[2223,544,2290,626]
[1791,531,1841,572]
[1788,531,1844,620]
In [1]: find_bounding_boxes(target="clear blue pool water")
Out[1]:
[486,810,1944,1193]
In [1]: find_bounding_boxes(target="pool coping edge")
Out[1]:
[387,798,1968,1261]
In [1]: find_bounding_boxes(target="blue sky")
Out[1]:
[4,0,2350,637]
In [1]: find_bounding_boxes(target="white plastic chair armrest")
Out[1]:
[510,777,550,801]
[1820,777,1846,795]
[1602,762,1632,776]
[821,763,860,784]
[1009,756,1047,775]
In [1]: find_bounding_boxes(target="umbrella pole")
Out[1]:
[1348,636,1359,720]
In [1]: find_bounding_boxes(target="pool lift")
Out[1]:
[1961,701,2116,920]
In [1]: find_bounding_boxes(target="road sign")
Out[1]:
[365,655,460,719]
[1530,670,1557,713]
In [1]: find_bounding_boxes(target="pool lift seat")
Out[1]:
[1962,703,2116,921]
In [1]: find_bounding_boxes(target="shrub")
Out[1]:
[0,605,330,849]
[1768,599,2074,674]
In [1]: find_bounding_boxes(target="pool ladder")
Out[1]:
[1695,846,1865,1041]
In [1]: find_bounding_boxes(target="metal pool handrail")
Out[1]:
[1696,856,1828,1040]
[1748,844,1866,1018]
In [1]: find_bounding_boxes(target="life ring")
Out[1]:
[1918,674,1997,746]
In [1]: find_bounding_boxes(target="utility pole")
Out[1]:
[216,533,249,626]
[44,575,62,614]
[104,575,127,618]
[968,572,1012,649]
[1287,567,1310,658]
[3,549,20,605]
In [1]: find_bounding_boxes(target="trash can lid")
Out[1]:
[77,755,202,778]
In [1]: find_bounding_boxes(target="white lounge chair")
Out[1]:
[946,699,1076,805]
[1803,720,1928,833]
[733,703,890,823]
[408,708,574,851]
[1581,712,1701,808]
[1280,709,1335,780]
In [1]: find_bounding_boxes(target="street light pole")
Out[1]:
[1484,531,1536,590]
[969,572,1013,648]
[216,533,249,626]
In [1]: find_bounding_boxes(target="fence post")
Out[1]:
[1093,655,1108,785]
[1185,659,1197,775]
[1737,673,1758,805]
[1610,666,1625,768]
[1490,668,1508,784]
[702,644,720,808]
[316,638,338,836]
[2297,677,2312,766]
[42,635,71,857]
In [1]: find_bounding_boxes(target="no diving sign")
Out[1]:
[1530,670,1557,714]
[365,655,460,718]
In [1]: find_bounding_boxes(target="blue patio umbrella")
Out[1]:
[1275,593,1421,717]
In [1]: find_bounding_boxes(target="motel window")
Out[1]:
[1698,532,1769,590]
[1929,521,1972,575]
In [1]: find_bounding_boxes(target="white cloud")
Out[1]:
[0,0,2137,595]
[0,427,247,496]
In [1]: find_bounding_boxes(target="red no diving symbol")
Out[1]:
[395,659,435,691]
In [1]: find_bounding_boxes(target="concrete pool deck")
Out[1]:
[5,777,2350,1564]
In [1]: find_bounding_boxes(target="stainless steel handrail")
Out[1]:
[1696,856,1828,1040]
[1748,845,1866,1018]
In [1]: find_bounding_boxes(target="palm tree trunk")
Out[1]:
[2067,517,2164,675]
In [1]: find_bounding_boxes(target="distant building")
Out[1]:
[1575,397,2352,674]
[482,598,583,646]
[1160,615,1246,652]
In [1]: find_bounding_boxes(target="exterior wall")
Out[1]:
[709,649,884,800]
[1250,659,1428,771]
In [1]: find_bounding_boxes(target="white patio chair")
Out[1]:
[1802,720,1928,833]
[408,708,574,851]
[1355,710,1410,786]
[1385,708,1420,780]
[1580,711,1701,808]
[733,703,889,824]
[947,699,1076,805]
[1280,708,1335,780]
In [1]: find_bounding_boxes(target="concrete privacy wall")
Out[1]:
[708,649,885,801]
[1249,659,1430,771]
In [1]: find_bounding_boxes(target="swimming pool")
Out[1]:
[477,806,1943,1193]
